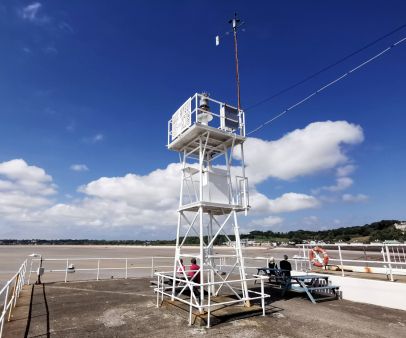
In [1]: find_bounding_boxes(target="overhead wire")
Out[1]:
[245,23,406,111]
[247,35,406,136]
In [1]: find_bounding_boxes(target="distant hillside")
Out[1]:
[243,220,406,244]
[1,220,404,245]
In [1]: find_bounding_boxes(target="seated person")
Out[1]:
[188,258,200,284]
[177,258,185,274]
[267,257,278,282]
[176,258,186,284]
[268,257,278,270]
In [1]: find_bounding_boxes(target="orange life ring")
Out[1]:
[309,246,329,267]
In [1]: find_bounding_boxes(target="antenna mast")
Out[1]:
[229,13,242,110]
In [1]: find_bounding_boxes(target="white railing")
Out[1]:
[168,93,246,145]
[294,243,406,281]
[154,270,269,328]
[0,260,27,338]
[27,256,174,284]
[24,245,406,286]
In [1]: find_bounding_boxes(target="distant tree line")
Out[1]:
[242,220,405,243]
[1,220,404,245]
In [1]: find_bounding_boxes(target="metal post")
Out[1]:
[189,293,193,326]
[240,144,248,215]
[261,279,265,316]
[27,259,33,285]
[97,259,100,281]
[125,258,128,279]
[230,13,241,110]
[338,245,345,277]
[64,259,69,283]
[36,256,43,285]
[385,245,394,282]
[151,256,155,278]
[156,275,160,308]
[0,285,10,336]
[207,288,211,328]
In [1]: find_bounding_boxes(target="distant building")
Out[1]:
[394,221,406,233]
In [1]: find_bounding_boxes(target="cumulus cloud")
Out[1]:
[0,159,56,224]
[313,177,353,194]
[240,121,363,183]
[342,193,368,203]
[251,191,320,213]
[336,164,356,177]
[70,164,89,172]
[0,120,365,238]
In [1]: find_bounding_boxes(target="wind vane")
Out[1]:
[216,13,245,110]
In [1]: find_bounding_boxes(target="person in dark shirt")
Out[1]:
[268,257,278,283]
[279,255,292,277]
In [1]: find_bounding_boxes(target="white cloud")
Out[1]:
[251,191,320,213]
[18,2,49,24]
[240,121,363,183]
[336,164,356,177]
[0,120,365,238]
[0,159,56,223]
[342,193,368,203]
[84,133,104,143]
[313,176,353,194]
[70,164,89,172]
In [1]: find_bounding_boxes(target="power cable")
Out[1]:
[247,36,406,136]
[245,23,406,111]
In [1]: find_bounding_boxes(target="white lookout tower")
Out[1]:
[167,92,252,309]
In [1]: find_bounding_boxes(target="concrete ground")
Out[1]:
[3,278,406,338]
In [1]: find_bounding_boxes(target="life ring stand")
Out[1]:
[309,246,329,267]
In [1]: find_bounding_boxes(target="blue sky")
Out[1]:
[0,1,405,239]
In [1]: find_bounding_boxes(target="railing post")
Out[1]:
[338,245,345,277]
[1,285,10,336]
[125,258,128,279]
[261,278,265,316]
[207,286,211,328]
[97,259,100,281]
[385,245,394,282]
[151,257,155,277]
[156,275,160,308]
[27,259,34,285]
[65,259,69,283]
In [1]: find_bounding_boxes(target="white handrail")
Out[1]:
[0,259,27,338]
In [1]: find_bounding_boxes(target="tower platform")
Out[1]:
[168,123,245,156]
[178,201,246,215]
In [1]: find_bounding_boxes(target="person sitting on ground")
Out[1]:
[279,254,292,277]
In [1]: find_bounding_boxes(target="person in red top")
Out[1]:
[188,258,200,283]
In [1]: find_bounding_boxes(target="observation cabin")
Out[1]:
[167,93,250,215]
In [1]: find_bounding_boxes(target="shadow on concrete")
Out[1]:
[24,284,50,338]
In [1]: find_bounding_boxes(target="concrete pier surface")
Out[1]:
[3,278,406,338]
